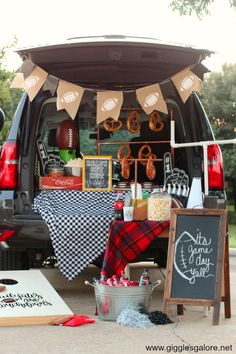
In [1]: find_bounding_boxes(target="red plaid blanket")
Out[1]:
[101,220,170,277]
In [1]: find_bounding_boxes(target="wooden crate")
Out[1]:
[39,176,82,190]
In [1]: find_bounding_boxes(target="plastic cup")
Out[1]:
[123,206,134,221]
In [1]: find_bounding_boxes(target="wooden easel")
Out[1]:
[176,231,231,318]
[163,208,230,325]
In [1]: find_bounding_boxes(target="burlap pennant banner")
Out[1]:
[42,75,59,96]
[17,59,36,79]
[11,59,208,120]
[96,91,123,124]
[171,67,201,103]
[191,63,210,81]
[136,83,168,115]
[10,73,25,89]
[24,66,48,101]
[56,80,84,119]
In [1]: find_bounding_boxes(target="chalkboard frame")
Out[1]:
[164,208,227,325]
[82,155,112,191]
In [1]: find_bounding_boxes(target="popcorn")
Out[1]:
[65,158,83,168]
[147,196,171,221]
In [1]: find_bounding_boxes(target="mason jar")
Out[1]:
[147,189,171,221]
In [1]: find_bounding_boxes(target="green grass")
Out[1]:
[227,204,235,212]
[228,224,236,248]
[226,203,236,248]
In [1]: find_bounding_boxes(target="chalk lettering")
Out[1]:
[174,229,215,285]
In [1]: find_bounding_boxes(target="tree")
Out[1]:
[200,64,236,207]
[0,42,23,145]
[170,0,236,18]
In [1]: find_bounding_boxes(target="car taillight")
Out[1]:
[208,144,224,190]
[0,229,15,242]
[0,142,18,189]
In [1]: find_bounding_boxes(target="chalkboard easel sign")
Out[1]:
[82,156,112,191]
[163,208,227,325]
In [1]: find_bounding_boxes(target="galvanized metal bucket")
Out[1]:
[94,282,160,321]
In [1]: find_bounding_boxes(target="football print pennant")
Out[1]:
[57,81,84,119]
[136,83,168,115]
[96,91,123,124]
[171,67,201,103]
[10,73,25,89]
[24,66,48,101]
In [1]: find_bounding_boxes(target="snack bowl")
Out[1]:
[47,167,64,177]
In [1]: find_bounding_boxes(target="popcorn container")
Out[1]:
[147,189,171,221]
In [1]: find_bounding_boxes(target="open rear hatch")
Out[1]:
[16,35,212,90]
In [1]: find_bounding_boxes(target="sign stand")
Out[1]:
[223,225,231,319]
[163,208,228,325]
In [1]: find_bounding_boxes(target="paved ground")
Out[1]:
[1,258,235,354]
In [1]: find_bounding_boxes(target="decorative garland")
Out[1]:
[10,59,209,123]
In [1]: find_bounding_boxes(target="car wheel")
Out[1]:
[0,250,29,270]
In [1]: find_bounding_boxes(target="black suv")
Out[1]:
[0,36,226,270]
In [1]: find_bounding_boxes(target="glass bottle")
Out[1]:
[99,271,108,285]
[114,190,124,220]
[139,268,150,286]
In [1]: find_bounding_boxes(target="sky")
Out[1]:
[1,0,236,72]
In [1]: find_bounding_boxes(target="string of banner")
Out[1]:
[10,59,209,124]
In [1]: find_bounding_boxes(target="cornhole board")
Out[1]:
[0,270,73,326]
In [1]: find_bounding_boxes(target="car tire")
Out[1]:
[0,250,29,270]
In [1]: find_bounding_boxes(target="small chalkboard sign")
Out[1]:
[164,208,227,325]
[82,156,112,191]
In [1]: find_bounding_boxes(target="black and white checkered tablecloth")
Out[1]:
[33,190,119,280]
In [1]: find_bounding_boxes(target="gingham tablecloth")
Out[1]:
[33,190,118,280]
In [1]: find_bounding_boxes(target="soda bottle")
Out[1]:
[107,277,114,286]
[119,270,131,286]
[119,270,128,281]
[130,281,139,286]
[114,191,124,220]
[92,277,100,285]
[100,271,108,285]
[139,268,150,286]
[112,275,119,285]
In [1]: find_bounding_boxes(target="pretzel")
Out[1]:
[149,111,164,132]
[138,144,153,166]
[146,155,156,180]
[127,110,141,134]
[117,145,134,165]
[120,156,130,179]
[103,118,122,132]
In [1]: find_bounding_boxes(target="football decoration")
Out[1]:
[180,75,195,92]
[56,119,78,149]
[144,92,159,107]
[101,98,118,112]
